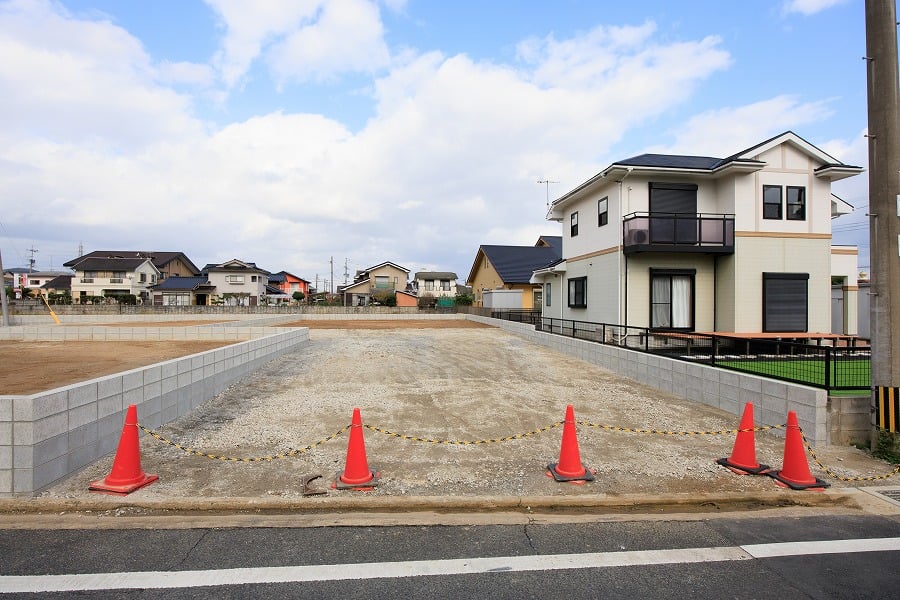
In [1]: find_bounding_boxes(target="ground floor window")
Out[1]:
[545,282,552,307]
[568,277,586,308]
[650,269,694,329]
[763,273,808,332]
[162,293,191,306]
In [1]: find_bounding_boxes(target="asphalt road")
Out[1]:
[2,513,899,599]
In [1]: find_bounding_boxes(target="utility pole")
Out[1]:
[330,256,334,297]
[865,0,900,443]
[0,249,10,326]
[344,258,350,285]
[26,245,38,272]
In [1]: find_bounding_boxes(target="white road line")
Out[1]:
[2,537,898,594]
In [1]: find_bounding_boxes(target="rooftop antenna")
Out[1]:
[537,179,559,210]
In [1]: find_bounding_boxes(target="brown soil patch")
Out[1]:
[0,341,232,395]
[280,319,492,329]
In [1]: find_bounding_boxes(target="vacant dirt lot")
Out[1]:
[40,325,896,501]
[0,341,231,394]
[279,319,492,329]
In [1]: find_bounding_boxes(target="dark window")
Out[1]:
[763,185,783,219]
[650,269,695,330]
[763,273,808,332]
[568,277,586,308]
[598,197,608,227]
[570,211,579,237]
[786,186,806,220]
[649,182,698,243]
[545,282,551,307]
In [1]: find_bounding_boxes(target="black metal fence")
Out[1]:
[489,309,542,325]
[496,315,870,393]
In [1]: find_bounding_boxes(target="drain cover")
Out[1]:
[878,489,900,502]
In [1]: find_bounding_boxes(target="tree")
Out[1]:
[455,292,474,306]
[292,291,305,304]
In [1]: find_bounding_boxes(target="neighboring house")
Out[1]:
[467,237,562,308]
[532,131,863,334]
[268,271,311,300]
[67,257,161,303]
[201,259,270,307]
[341,262,410,306]
[40,275,73,296]
[414,272,459,301]
[150,276,216,306]
[64,251,200,282]
[5,270,73,298]
[395,290,419,307]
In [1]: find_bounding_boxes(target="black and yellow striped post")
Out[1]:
[875,387,900,433]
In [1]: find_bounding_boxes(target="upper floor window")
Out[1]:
[763,185,782,219]
[225,274,245,284]
[251,275,258,282]
[786,186,806,220]
[570,211,579,237]
[598,197,608,226]
[139,273,147,283]
[568,277,586,308]
[440,280,450,291]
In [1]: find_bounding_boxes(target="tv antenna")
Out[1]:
[537,179,558,209]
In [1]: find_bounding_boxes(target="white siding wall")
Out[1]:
[563,252,619,324]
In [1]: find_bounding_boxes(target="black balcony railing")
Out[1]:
[622,212,735,254]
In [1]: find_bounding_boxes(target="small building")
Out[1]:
[342,262,410,307]
[466,236,562,308]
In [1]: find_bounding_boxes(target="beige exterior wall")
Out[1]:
[623,254,717,330]
[728,235,832,332]
[564,250,619,323]
[160,257,198,278]
[368,264,408,291]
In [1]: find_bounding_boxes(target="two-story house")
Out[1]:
[532,132,863,335]
[67,257,160,303]
[202,259,270,306]
[341,262,411,306]
[467,236,562,308]
[414,272,459,300]
[64,251,200,282]
[268,271,311,300]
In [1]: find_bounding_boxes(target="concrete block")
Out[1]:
[68,402,98,430]
[98,395,123,419]
[31,391,68,421]
[0,446,11,470]
[33,412,68,444]
[68,442,101,471]
[13,444,33,469]
[69,421,99,449]
[33,454,69,490]
[161,376,177,395]
[0,398,10,421]
[99,411,126,440]
[0,469,11,495]
[97,377,123,400]
[13,469,33,494]
[33,433,69,467]
[68,382,99,409]
[143,365,161,385]
[12,397,33,421]
[123,371,144,392]
[161,361,178,379]
[123,387,143,407]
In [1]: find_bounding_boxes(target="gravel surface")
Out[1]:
[42,326,895,501]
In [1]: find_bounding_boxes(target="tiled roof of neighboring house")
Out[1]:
[70,257,152,271]
[151,276,212,291]
[265,284,287,295]
[202,259,270,274]
[414,271,458,280]
[616,154,724,170]
[41,275,73,290]
[64,251,199,274]
[270,270,310,283]
[478,245,562,284]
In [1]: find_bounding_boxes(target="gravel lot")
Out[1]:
[42,325,895,501]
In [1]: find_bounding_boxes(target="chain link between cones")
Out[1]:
[135,419,898,482]
[136,423,348,462]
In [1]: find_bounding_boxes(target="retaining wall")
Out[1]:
[466,315,833,447]
[1,327,309,497]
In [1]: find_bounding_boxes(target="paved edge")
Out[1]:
[0,489,865,516]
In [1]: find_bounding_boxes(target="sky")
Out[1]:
[0,0,877,287]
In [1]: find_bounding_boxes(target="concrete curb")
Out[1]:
[0,489,862,516]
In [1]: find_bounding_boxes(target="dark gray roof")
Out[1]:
[414,271,458,280]
[616,154,724,170]
[480,245,562,284]
[41,275,73,290]
[64,251,198,273]
[537,236,562,251]
[71,257,150,271]
[151,276,211,291]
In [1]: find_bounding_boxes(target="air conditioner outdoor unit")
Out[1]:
[626,228,649,244]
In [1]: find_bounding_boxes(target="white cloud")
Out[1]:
[206,0,389,88]
[650,95,834,157]
[783,0,848,16]
[267,0,391,85]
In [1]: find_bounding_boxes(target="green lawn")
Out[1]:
[719,358,870,394]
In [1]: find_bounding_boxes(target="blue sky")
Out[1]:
[0,0,874,284]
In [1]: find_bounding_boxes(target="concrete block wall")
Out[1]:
[466,315,829,446]
[1,327,309,497]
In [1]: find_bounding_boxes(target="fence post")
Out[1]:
[711,336,717,366]
[824,346,831,392]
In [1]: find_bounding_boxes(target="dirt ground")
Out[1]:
[38,324,898,501]
[0,341,231,395]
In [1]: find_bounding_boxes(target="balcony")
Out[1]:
[622,212,734,255]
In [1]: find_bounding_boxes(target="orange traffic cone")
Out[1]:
[768,411,829,491]
[547,405,594,483]
[333,407,379,490]
[89,404,158,495]
[716,402,770,475]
